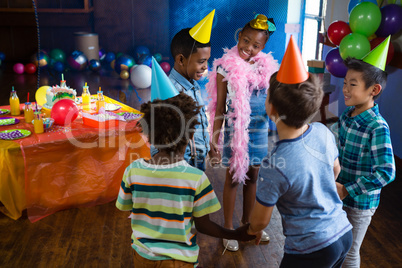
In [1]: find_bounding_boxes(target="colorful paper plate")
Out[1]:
[0,129,31,140]
[105,103,121,111]
[0,117,20,126]
[117,112,142,121]
[0,109,10,115]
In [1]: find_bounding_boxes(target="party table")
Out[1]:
[0,96,150,222]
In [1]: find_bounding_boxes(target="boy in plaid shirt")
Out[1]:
[331,56,396,268]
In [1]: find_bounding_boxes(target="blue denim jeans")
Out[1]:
[280,230,353,268]
[342,207,376,268]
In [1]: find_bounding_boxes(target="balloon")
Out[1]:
[35,86,51,106]
[327,20,352,46]
[339,33,371,59]
[99,48,106,61]
[139,55,152,67]
[53,61,65,72]
[51,99,79,126]
[88,59,101,71]
[153,53,162,62]
[160,62,171,74]
[104,52,115,63]
[135,45,150,61]
[13,63,25,74]
[349,2,382,37]
[49,48,66,63]
[31,50,49,68]
[24,63,37,74]
[114,55,135,75]
[348,0,378,14]
[325,48,348,78]
[120,70,130,80]
[375,4,402,37]
[370,37,395,65]
[130,64,152,88]
[0,51,5,61]
[67,50,88,71]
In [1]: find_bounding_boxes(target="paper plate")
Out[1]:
[0,109,10,116]
[0,129,31,140]
[0,117,20,126]
[35,86,51,107]
[105,103,121,111]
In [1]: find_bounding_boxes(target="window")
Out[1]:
[301,0,326,62]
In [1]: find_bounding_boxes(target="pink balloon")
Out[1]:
[51,99,79,126]
[13,63,25,74]
[160,62,171,74]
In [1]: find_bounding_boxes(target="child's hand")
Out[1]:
[234,223,256,241]
[336,182,349,200]
[246,225,263,245]
[208,143,221,166]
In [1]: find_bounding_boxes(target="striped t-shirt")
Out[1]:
[116,158,221,264]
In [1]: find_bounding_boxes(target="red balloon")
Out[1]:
[327,20,352,46]
[160,61,171,74]
[51,99,79,126]
[370,37,395,65]
[24,63,37,74]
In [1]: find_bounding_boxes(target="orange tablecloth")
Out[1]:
[0,98,150,222]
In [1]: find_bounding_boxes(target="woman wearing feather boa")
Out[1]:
[206,15,279,251]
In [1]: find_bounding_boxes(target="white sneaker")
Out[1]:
[223,238,239,251]
[261,230,270,242]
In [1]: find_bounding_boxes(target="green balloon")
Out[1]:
[49,48,66,63]
[339,33,371,60]
[349,2,381,37]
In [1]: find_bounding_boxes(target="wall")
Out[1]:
[325,0,402,157]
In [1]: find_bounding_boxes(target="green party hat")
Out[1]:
[362,35,391,71]
[151,57,179,101]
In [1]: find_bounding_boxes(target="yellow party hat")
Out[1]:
[189,9,215,44]
[362,35,390,71]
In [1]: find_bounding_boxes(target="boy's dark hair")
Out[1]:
[170,28,211,59]
[269,72,323,128]
[344,57,387,100]
[138,92,201,154]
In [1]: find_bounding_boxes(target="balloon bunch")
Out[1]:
[325,1,402,78]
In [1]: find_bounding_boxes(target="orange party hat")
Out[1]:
[189,10,215,44]
[277,35,309,84]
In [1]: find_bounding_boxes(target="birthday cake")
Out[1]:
[44,81,77,109]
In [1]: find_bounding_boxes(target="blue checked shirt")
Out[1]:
[168,68,210,160]
[331,104,395,210]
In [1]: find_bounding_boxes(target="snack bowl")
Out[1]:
[43,118,55,129]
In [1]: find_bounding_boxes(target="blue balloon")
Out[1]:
[89,59,101,72]
[135,45,150,61]
[140,55,152,67]
[104,52,115,63]
[99,48,106,61]
[114,55,135,75]
[53,61,65,73]
[0,52,5,61]
[348,0,378,14]
[67,50,87,71]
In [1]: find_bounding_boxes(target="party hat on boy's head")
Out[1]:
[362,35,390,71]
[151,57,179,101]
[277,35,309,84]
[189,9,215,44]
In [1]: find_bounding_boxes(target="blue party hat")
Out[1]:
[151,57,179,101]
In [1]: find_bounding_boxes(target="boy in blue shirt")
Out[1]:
[151,11,219,171]
[331,38,396,267]
[247,36,352,268]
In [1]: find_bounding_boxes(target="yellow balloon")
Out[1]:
[120,70,129,80]
[35,85,51,106]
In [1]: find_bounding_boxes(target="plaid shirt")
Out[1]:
[331,104,395,210]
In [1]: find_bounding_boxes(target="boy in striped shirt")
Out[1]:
[331,56,396,267]
[116,92,254,267]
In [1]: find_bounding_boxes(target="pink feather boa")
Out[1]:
[206,45,278,183]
